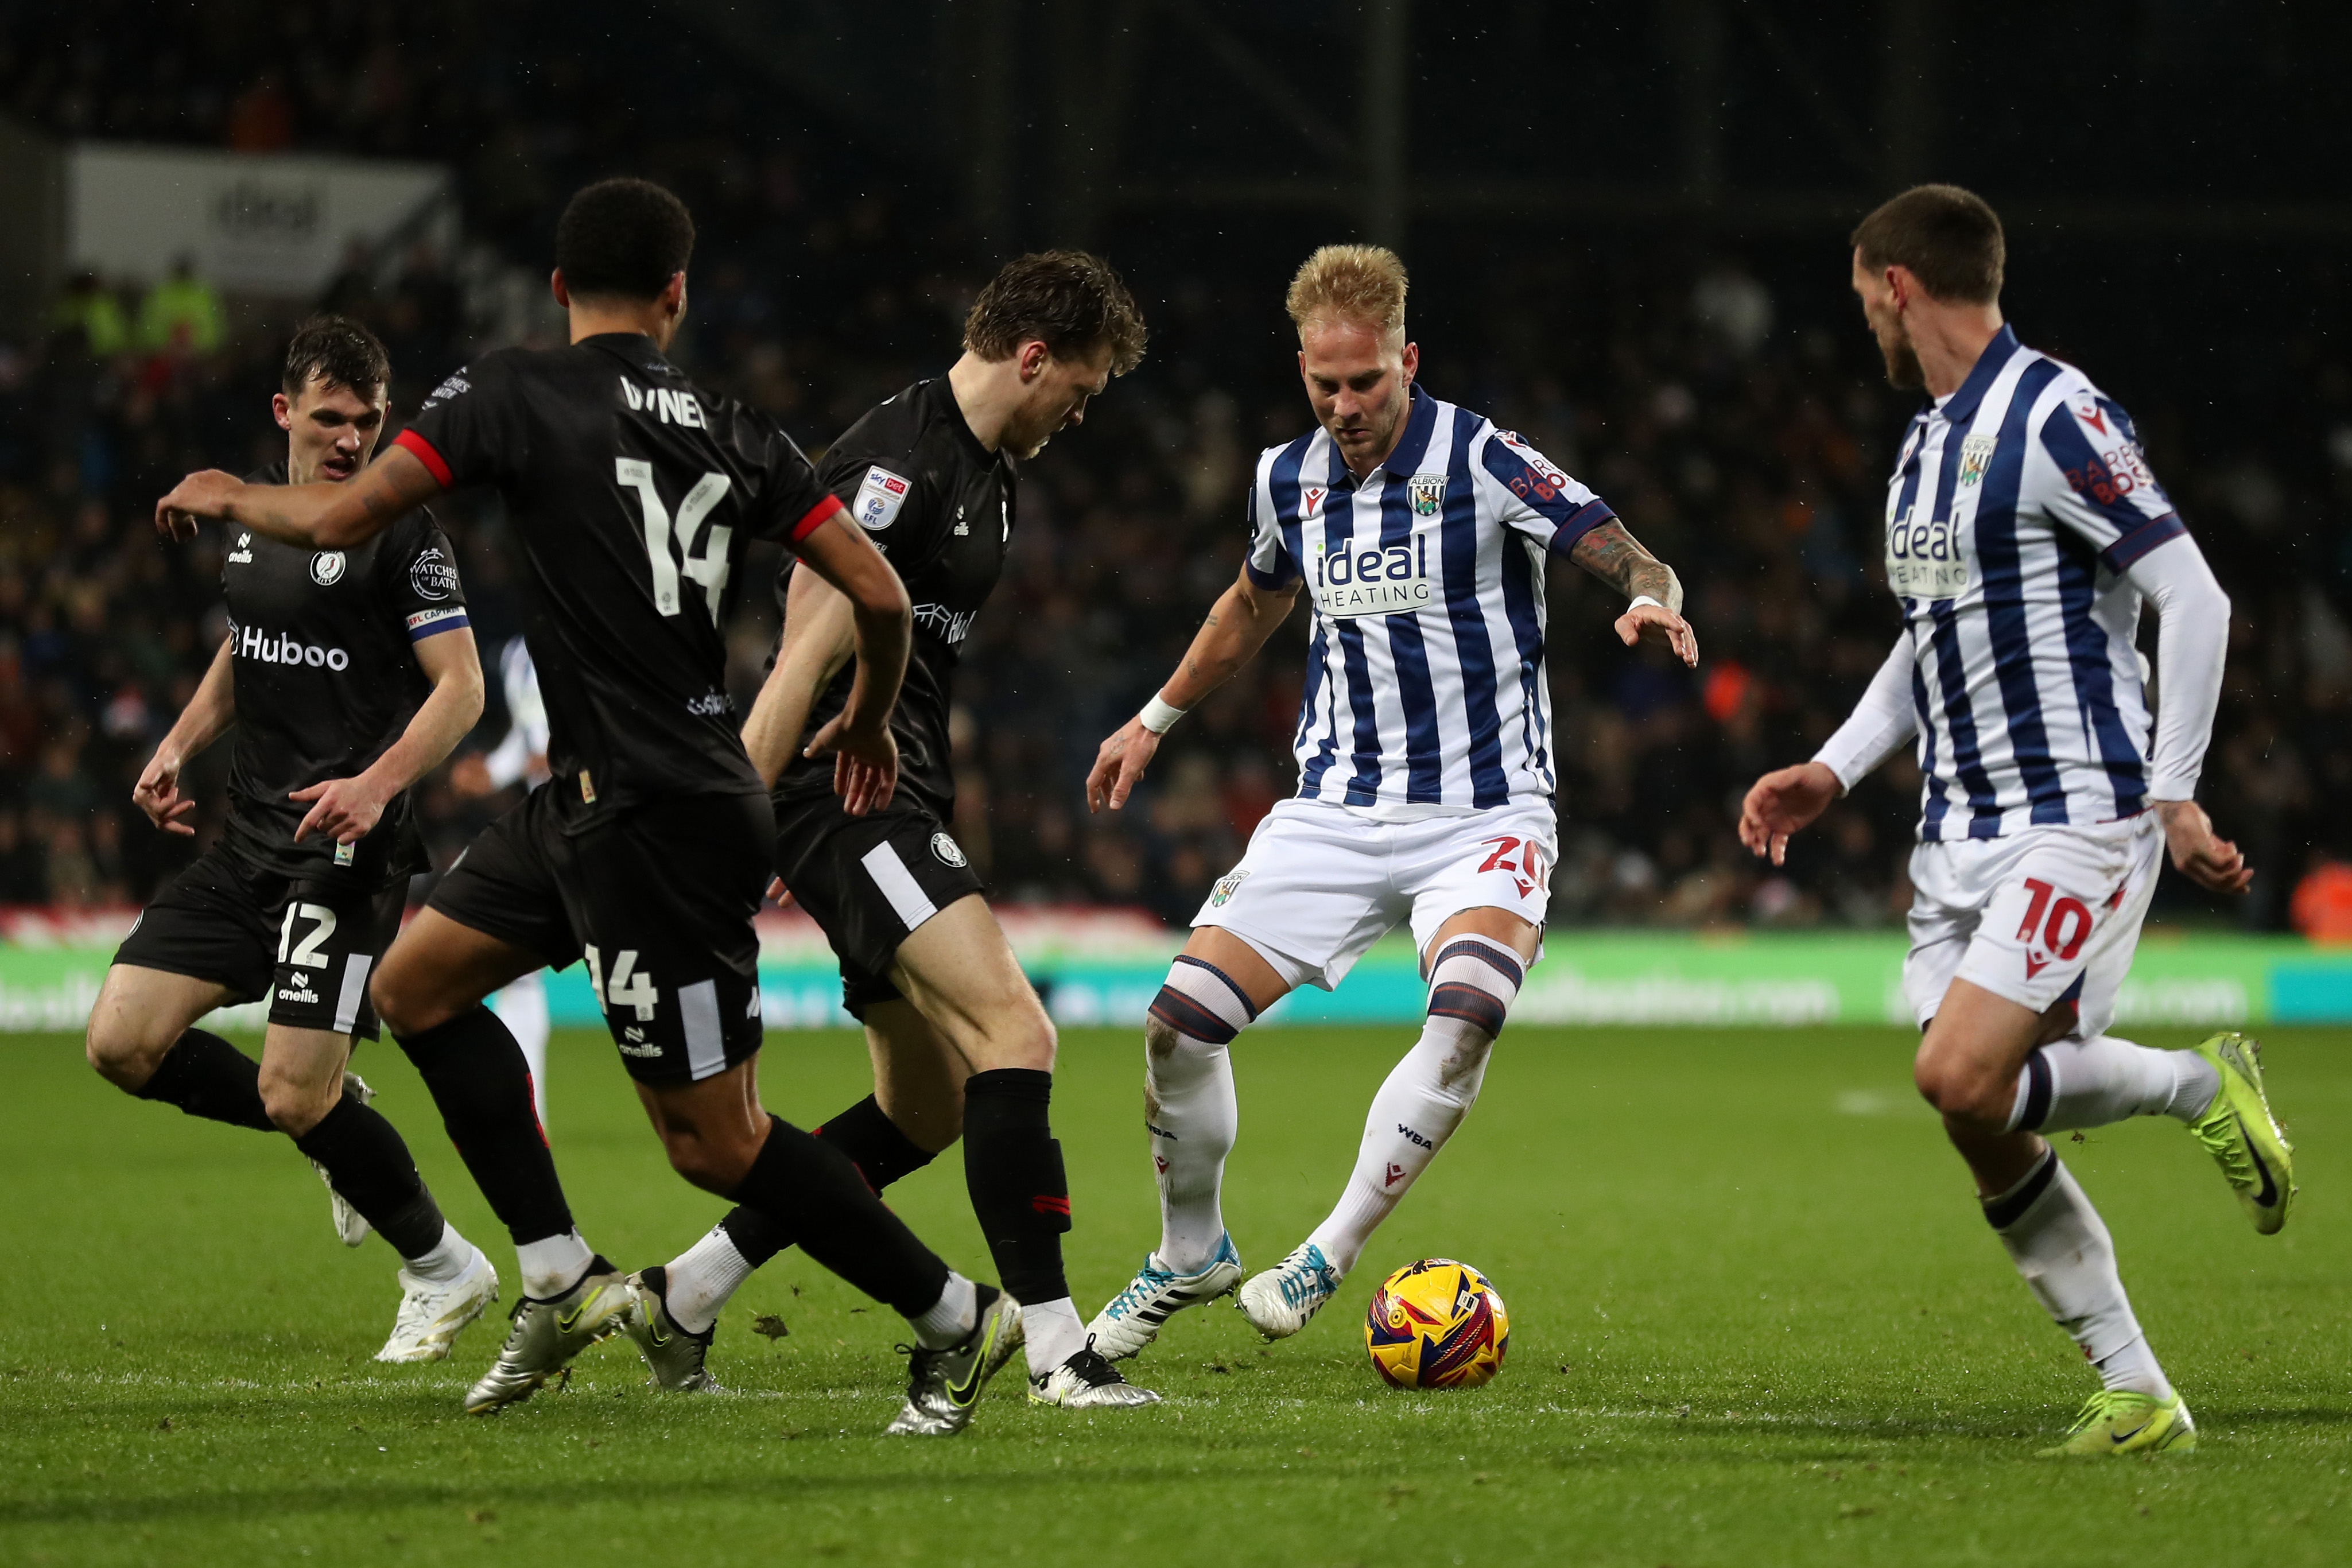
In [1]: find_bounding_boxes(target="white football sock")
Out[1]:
[662,1222,754,1334]
[491,974,551,1126]
[2094,1333,2174,1400]
[1020,1297,1086,1378]
[515,1229,595,1301]
[909,1271,977,1349]
[403,1222,472,1284]
[1303,935,1521,1278]
[2005,1035,2220,1133]
[1144,956,1253,1274]
[1984,1149,2168,1393]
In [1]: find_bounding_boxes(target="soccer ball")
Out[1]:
[1364,1257,1509,1389]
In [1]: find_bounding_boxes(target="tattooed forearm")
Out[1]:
[1569,519,1683,612]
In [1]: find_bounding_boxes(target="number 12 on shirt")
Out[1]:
[615,459,732,622]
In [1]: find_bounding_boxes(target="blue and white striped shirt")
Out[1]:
[1883,325,2188,840]
[1246,387,1613,819]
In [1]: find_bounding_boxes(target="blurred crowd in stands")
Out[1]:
[5,3,2352,935]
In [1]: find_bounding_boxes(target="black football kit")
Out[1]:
[769,377,1008,1015]
[399,335,842,1086]
[387,331,963,1340]
[117,463,469,1039]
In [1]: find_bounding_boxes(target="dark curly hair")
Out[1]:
[963,251,1146,375]
[556,177,697,301]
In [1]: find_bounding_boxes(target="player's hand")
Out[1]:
[289,775,390,845]
[155,469,243,542]
[1615,601,1699,667]
[1087,717,1163,813]
[131,747,197,836]
[808,714,897,817]
[764,876,796,909]
[2155,799,2253,895]
[1737,760,1841,867]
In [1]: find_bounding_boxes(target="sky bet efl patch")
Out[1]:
[853,465,912,531]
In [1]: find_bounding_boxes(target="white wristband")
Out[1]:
[1628,595,1665,613]
[1138,694,1189,735]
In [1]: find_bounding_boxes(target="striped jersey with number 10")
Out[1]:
[1883,325,2190,841]
[1244,387,1615,820]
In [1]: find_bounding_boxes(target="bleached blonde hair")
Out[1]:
[1285,244,1407,342]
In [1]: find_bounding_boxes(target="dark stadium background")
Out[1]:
[2,0,2349,936]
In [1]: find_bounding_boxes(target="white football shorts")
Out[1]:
[1903,812,2164,1038]
[1193,797,1557,990]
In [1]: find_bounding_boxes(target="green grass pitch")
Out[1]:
[2,1022,2347,1566]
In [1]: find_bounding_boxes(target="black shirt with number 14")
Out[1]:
[396,333,843,829]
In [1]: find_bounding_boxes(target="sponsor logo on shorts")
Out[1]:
[616,1024,662,1059]
[310,550,346,585]
[410,546,459,602]
[931,831,968,868]
[277,984,320,1005]
[1209,868,1249,907]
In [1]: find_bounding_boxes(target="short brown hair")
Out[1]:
[283,315,389,399]
[1286,244,1407,339]
[1852,184,2005,304]
[963,251,1146,375]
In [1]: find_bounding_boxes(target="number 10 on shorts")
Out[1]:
[584,944,659,1020]
[2015,876,2093,978]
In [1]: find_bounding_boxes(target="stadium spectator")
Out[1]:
[138,258,228,357]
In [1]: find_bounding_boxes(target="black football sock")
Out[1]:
[395,1007,575,1246]
[292,1097,449,1259]
[715,1094,941,1268]
[728,1115,950,1318]
[961,1067,1072,1306]
[133,1028,277,1132]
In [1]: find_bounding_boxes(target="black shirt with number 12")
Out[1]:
[397,333,844,830]
[774,376,1016,821]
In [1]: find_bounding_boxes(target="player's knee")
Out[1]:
[84,999,168,1089]
[661,1132,754,1196]
[368,962,447,1039]
[256,1068,334,1137]
[1912,1039,2011,1126]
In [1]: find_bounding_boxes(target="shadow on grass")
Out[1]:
[0,1462,1305,1527]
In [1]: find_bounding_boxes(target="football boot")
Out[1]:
[1086,1234,1244,1360]
[463,1255,633,1415]
[1237,1241,1342,1340]
[374,1244,499,1363]
[886,1286,1023,1436]
[2186,1033,2295,1235]
[1029,1343,1162,1409]
[2039,1389,2196,1457]
[621,1266,724,1393]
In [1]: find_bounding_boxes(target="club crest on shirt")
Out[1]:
[855,465,912,531]
[1957,434,1998,488]
[1407,473,1447,517]
[1209,868,1250,907]
[309,550,346,586]
[1298,486,1326,521]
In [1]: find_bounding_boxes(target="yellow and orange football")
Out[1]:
[1365,1257,1509,1389]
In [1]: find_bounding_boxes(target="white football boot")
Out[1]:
[311,1072,377,1247]
[1086,1233,1244,1360]
[375,1244,499,1363]
[1028,1344,1162,1409]
[1237,1241,1342,1340]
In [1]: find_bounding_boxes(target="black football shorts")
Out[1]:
[770,786,987,1020]
[114,843,406,1039]
[429,782,771,1084]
